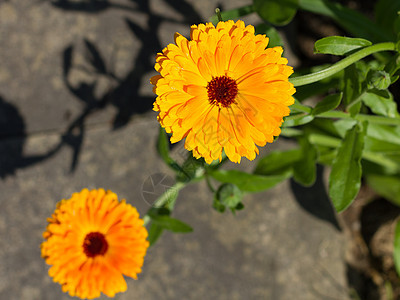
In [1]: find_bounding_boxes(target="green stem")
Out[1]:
[280,127,303,137]
[215,8,223,22]
[143,181,186,226]
[291,102,400,126]
[290,42,396,87]
[346,91,366,111]
[309,133,400,172]
[362,151,400,173]
[355,114,400,126]
[205,174,216,193]
[308,134,340,148]
[318,111,400,126]
[290,102,312,113]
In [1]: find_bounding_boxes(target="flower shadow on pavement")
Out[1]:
[0,96,26,178]
[56,0,202,171]
[0,0,203,178]
[49,0,135,13]
[0,95,86,178]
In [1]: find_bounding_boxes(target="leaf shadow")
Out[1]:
[290,165,341,231]
[0,96,78,177]
[54,0,203,170]
[1,0,204,176]
[49,0,136,13]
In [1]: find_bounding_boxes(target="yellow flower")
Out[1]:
[41,188,149,299]
[151,20,295,164]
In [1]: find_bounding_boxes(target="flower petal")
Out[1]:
[151,20,296,164]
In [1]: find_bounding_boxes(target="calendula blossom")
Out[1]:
[41,188,149,299]
[151,20,295,163]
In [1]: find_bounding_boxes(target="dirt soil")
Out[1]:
[340,186,400,300]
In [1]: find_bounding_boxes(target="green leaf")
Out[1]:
[280,127,303,137]
[146,205,171,246]
[342,64,362,117]
[314,36,372,56]
[315,145,337,166]
[255,23,284,47]
[386,154,400,166]
[150,215,193,233]
[394,220,400,276]
[310,124,400,174]
[364,136,400,154]
[254,148,302,175]
[303,116,336,136]
[328,122,366,212]
[312,93,342,116]
[355,60,371,79]
[210,170,290,192]
[293,137,317,186]
[235,202,245,211]
[290,99,312,113]
[157,126,182,172]
[391,75,399,84]
[366,174,400,206]
[147,206,171,218]
[210,5,254,24]
[176,155,204,183]
[363,151,400,175]
[282,113,314,127]
[298,0,394,42]
[333,119,358,138]
[148,223,164,246]
[308,133,340,149]
[363,125,400,174]
[385,54,400,77]
[367,123,400,146]
[254,0,299,26]
[362,89,399,118]
[348,101,361,117]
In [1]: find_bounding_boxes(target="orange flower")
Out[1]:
[41,189,149,299]
[151,20,295,163]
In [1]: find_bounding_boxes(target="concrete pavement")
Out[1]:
[0,0,348,299]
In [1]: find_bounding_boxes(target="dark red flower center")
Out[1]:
[207,76,238,107]
[83,232,108,258]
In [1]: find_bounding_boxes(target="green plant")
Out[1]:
[148,0,400,284]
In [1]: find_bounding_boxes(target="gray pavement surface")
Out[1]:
[0,0,349,299]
